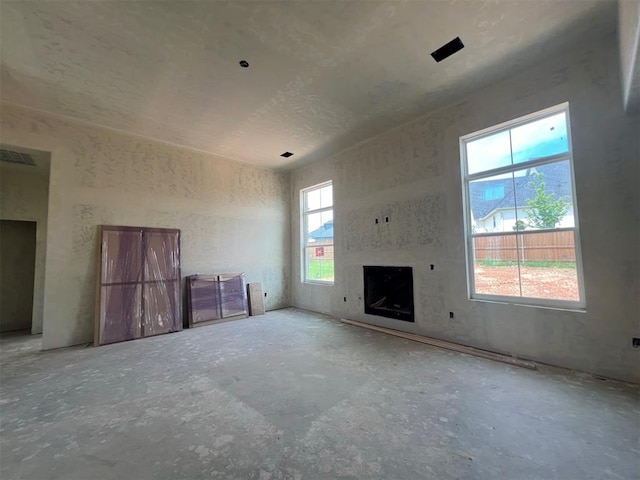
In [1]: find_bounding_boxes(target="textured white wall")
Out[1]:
[0,104,291,349]
[0,163,49,334]
[291,33,640,383]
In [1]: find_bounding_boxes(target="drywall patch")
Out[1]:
[344,194,443,251]
[417,278,446,325]
[72,205,105,258]
[414,194,443,247]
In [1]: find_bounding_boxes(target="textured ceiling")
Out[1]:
[0,1,617,170]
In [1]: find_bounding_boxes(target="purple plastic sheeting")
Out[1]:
[187,276,222,326]
[145,231,179,281]
[95,226,181,346]
[219,274,248,318]
[144,230,181,335]
[186,273,248,327]
[100,284,142,344]
[101,229,142,284]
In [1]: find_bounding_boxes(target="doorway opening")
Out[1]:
[0,145,51,343]
[0,220,37,333]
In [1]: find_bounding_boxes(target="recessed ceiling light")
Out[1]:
[280,152,294,158]
[239,60,249,68]
[431,37,464,63]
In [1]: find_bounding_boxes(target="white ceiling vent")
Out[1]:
[0,149,36,166]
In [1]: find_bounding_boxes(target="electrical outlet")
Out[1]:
[385,216,389,223]
[633,337,640,348]
[430,264,434,270]
[264,292,267,297]
[343,297,347,302]
[449,312,454,319]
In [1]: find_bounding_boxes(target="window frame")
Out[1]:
[301,180,334,285]
[460,103,586,309]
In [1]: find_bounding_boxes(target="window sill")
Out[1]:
[470,297,586,313]
[303,280,334,286]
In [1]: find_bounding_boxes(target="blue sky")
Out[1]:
[467,112,568,175]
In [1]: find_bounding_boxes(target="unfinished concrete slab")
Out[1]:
[1,309,638,479]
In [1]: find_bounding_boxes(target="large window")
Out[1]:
[460,103,584,308]
[301,181,334,284]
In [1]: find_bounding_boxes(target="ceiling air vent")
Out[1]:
[0,149,36,166]
[431,37,464,63]
[280,152,294,158]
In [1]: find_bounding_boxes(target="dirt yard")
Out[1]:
[474,265,579,301]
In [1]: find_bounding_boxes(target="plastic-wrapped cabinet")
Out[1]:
[186,273,248,327]
[187,275,222,326]
[95,226,181,346]
[219,273,248,318]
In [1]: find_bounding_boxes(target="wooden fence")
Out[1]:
[308,240,334,261]
[474,231,575,263]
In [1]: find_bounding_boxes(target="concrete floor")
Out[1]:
[1,308,638,480]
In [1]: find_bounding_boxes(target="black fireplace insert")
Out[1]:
[363,266,414,322]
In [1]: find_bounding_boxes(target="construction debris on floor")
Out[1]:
[1,309,638,480]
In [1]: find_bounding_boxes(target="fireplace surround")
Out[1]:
[363,266,414,322]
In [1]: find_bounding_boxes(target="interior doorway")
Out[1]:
[0,220,37,333]
[0,145,51,338]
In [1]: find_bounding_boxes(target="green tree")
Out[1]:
[525,172,570,229]
[512,219,528,231]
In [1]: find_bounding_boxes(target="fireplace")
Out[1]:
[363,266,414,322]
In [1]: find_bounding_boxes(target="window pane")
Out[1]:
[305,188,321,211]
[320,184,333,208]
[511,112,568,164]
[472,235,521,297]
[306,211,333,242]
[518,232,579,302]
[513,161,574,231]
[463,106,582,306]
[306,247,334,282]
[469,172,516,233]
[466,130,512,175]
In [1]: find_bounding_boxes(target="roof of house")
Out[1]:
[307,165,571,237]
[308,220,333,241]
[469,162,572,220]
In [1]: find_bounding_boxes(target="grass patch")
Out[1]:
[478,259,576,269]
[308,259,334,281]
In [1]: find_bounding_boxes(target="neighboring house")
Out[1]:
[307,220,334,260]
[308,220,333,243]
[469,162,574,233]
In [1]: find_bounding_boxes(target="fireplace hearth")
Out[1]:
[363,266,414,322]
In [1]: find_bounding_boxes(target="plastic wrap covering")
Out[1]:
[98,229,143,344]
[186,273,248,327]
[219,273,248,318]
[187,275,222,326]
[95,226,181,346]
[144,231,181,336]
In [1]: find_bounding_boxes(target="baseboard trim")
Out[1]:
[340,317,537,370]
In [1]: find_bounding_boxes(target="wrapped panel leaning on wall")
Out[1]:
[94,225,182,346]
[186,273,249,328]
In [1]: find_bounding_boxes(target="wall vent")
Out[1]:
[431,37,465,63]
[0,149,36,166]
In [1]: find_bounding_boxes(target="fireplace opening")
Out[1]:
[363,266,414,322]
